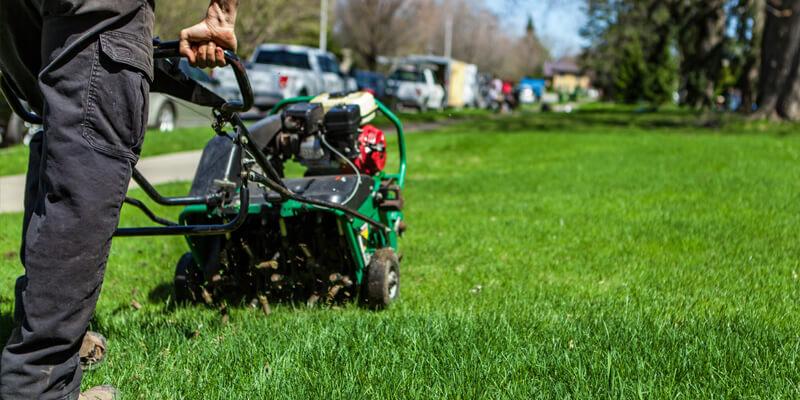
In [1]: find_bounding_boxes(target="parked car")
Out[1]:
[148,59,224,132]
[354,70,388,100]
[385,67,445,112]
[517,77,545,105]
[0,82,34,147]
[517,86,536,105]
[2,61,223,141]
[216,44,347,111]
[403,55,479,108]
[475,73,495,109]
[0,99,24,147]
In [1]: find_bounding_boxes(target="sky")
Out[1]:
[485,0,588,58]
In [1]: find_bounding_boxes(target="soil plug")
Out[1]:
[258,294,271,316]
[307,293,320,307]
[219,303,229,325]
[327,284,343,300]
[256,260,279,270]
[201,287,214,305]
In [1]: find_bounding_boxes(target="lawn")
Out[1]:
[1,105,800,398]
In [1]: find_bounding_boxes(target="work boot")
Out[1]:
[78,385,120,400]
[79,331,108,371]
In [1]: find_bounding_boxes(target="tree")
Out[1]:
[425,1,550,79]
[519,15,550,76]
[755,0,800,120]
[155,0,319,58]
[334,0,432,70]
[673,0,728,108]
[581,0,677,105]
[731,0,765,113]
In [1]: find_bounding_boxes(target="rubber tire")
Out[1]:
[174,252,202,303]
[1,113,25,148]
[363,248,400,310]
[156,102,176,132]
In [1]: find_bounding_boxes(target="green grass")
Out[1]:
[2,105,800,398]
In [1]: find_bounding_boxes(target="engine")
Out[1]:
[276,99,386,176]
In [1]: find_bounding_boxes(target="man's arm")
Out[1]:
[179,0,239,68]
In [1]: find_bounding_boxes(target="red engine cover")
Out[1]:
[354,124,386,175]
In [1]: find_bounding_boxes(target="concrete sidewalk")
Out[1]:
[0,150,202,213]
[0,119,456,213]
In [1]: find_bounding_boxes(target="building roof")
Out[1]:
[544,58,582,77]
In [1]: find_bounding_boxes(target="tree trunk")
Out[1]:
[736,0,764,113]
[676,0,726,109]
[756,0,800,120]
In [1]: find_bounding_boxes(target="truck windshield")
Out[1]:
[255,50,311,70]
[316,55,341,74]
[390,70,422,82]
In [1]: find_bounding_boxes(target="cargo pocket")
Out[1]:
[81,30,153,162]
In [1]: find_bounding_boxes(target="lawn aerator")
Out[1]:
[1,39,407,310]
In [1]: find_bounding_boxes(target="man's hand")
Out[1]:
[179,0,239,68]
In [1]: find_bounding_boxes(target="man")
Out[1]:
[0,0,238,398]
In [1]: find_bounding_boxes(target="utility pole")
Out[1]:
[444,14,453,59]
[320,0,328,52]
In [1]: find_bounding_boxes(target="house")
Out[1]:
[544,58,591,94]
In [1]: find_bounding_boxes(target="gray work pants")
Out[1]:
[0,1,153,398]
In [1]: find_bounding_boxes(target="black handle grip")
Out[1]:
[154,39,253,113]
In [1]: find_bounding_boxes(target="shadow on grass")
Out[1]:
[148,282,173,304]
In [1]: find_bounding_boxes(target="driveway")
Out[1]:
[0,150,202,213]
[0,119,456,213]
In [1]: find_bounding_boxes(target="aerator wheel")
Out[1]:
[174,252,202,303]
[363,248,400,309]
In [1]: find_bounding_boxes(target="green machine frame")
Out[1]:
[178,97,407,285]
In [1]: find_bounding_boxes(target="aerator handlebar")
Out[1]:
[1,39,255,126]
[153,39,254,114]
[116,39,258,237]
[116,40,393,237]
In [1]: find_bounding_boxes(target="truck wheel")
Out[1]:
[174,252,202,303]
[1,113,25,148]
[362,248,399,309]
[156,102,176,132]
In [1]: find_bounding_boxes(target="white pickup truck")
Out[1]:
[216,44,347,111]
[385,67,445,112]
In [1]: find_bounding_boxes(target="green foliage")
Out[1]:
[612,36,646,103]
[583,1,677,106]
[643,40,679,105]
[582,0,761,109]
